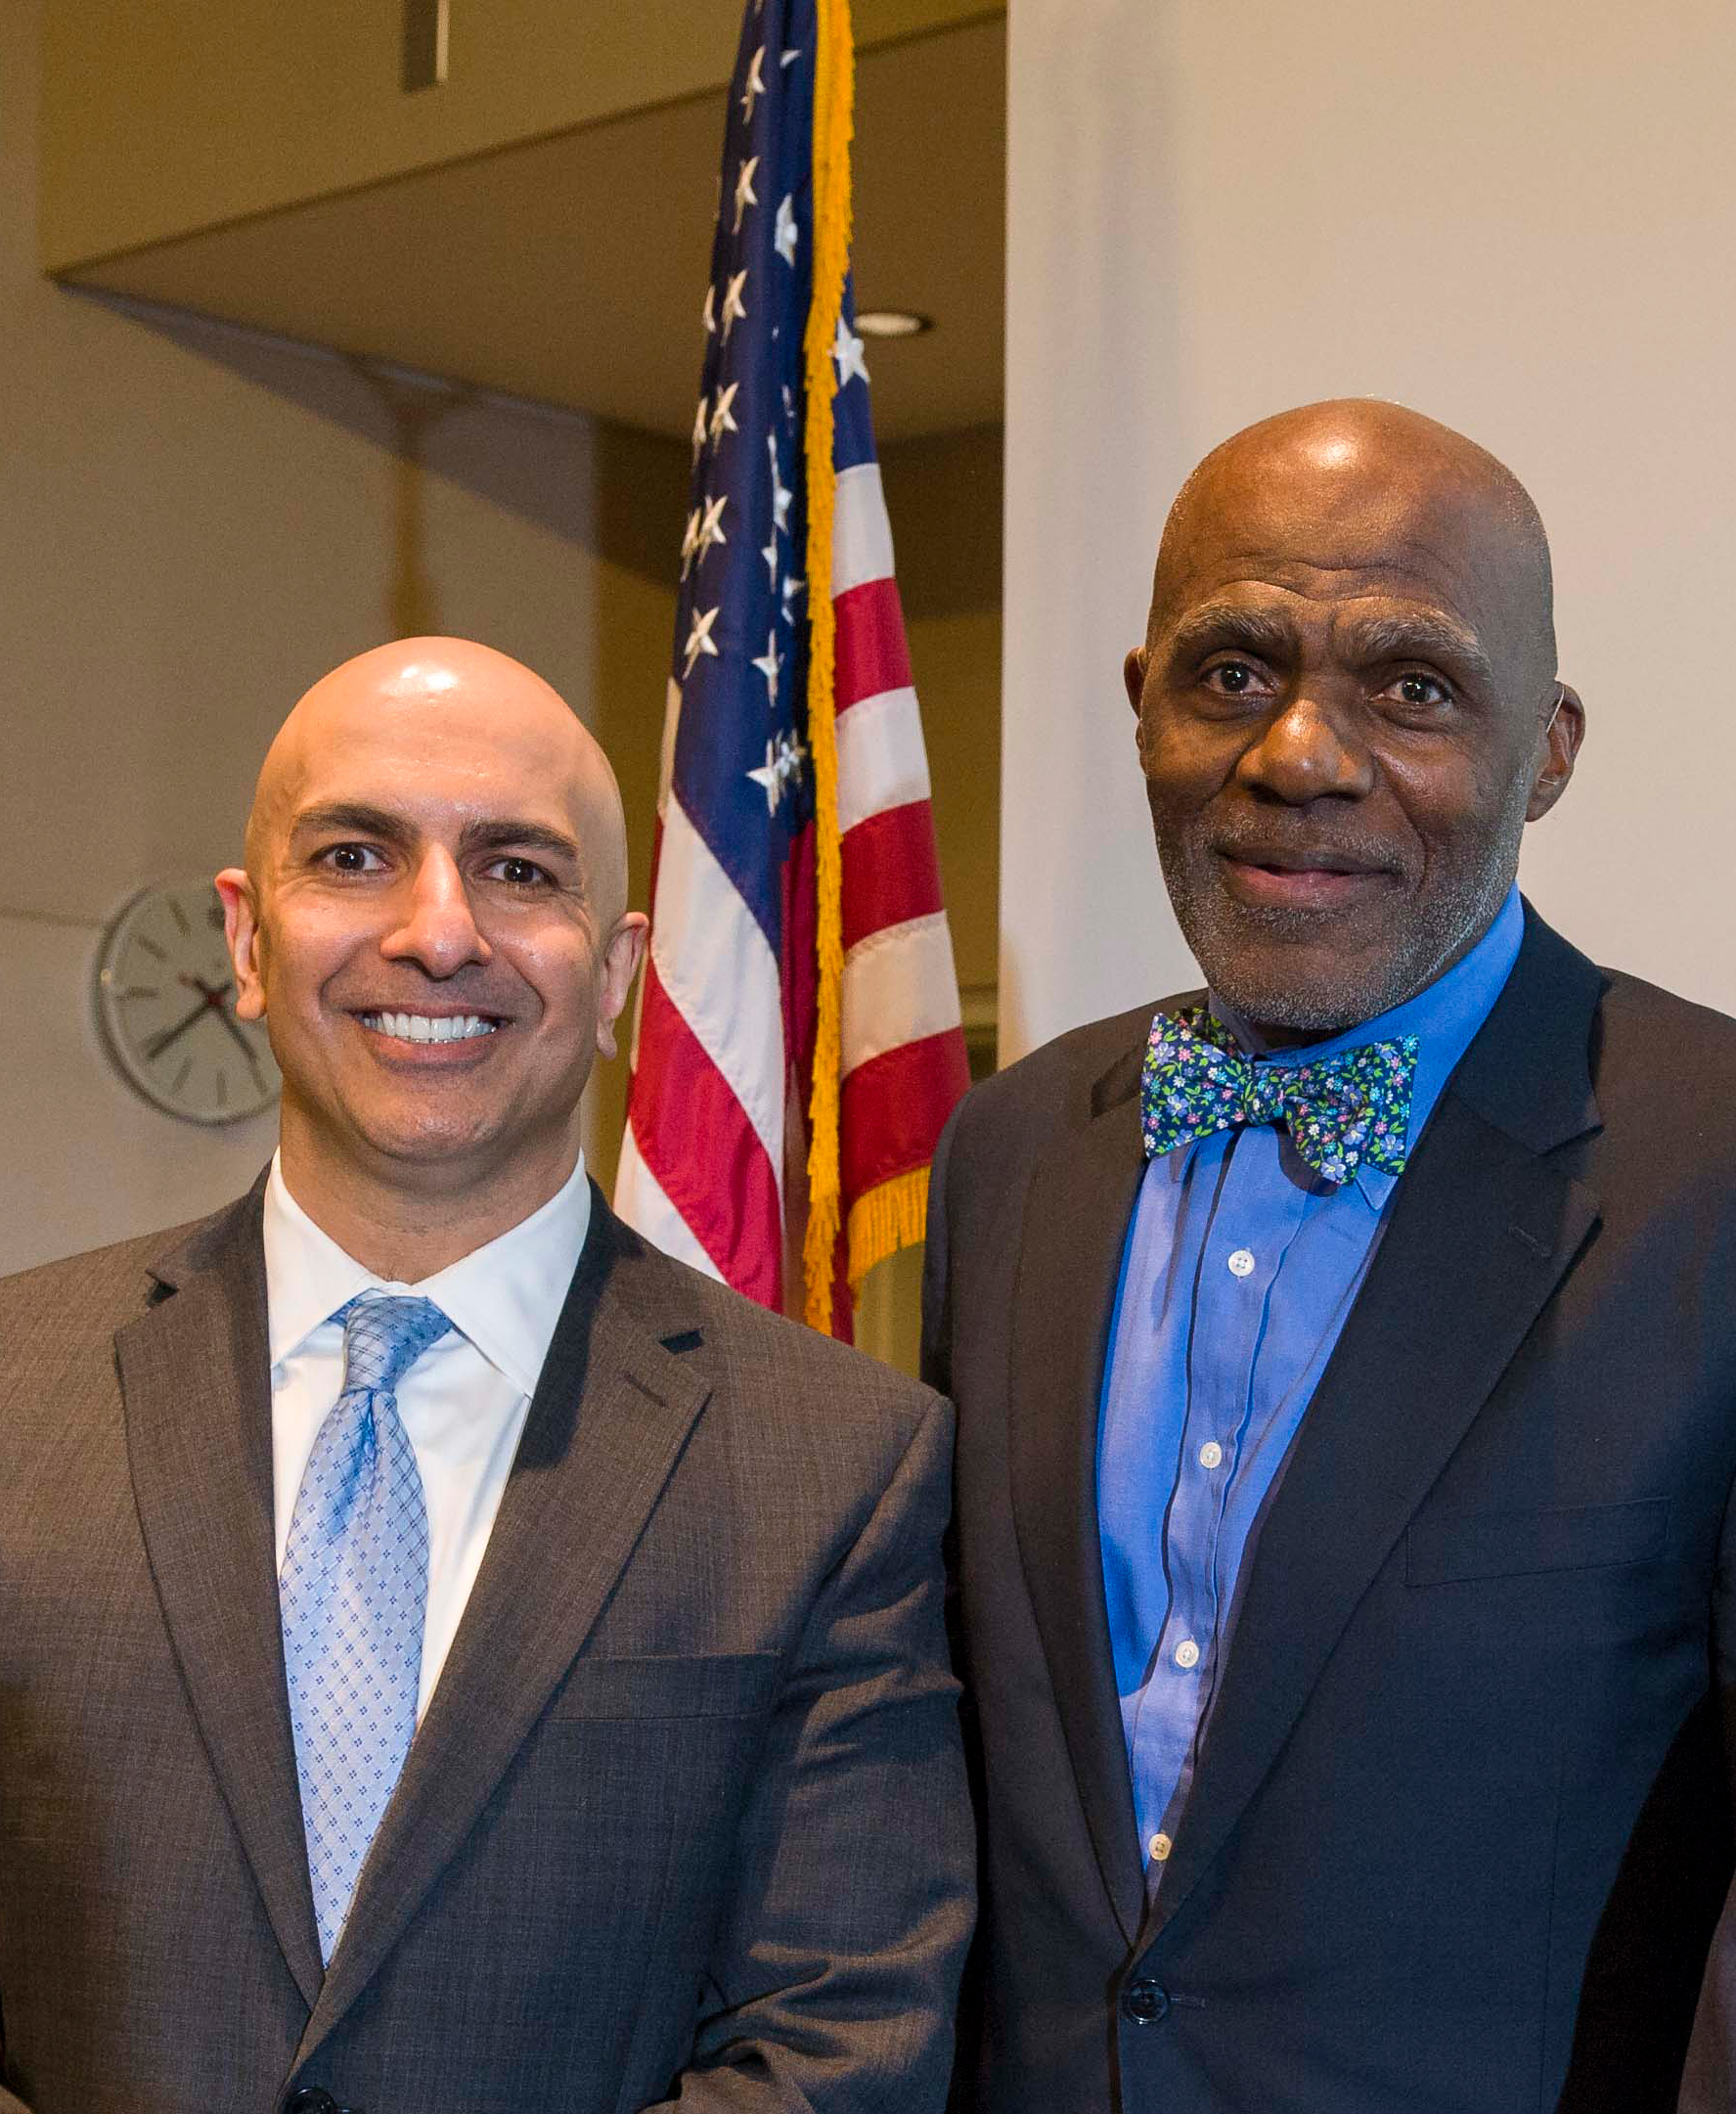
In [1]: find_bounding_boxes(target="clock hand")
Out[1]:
[178,972,264,1079]
[143,996,213,1063]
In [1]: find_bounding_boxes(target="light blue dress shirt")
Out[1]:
[1098,886,1526,1873]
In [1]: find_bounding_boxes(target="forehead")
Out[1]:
[276,691,591,837]
[1155,448,1524,655]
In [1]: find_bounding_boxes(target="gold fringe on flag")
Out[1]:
[800,0,855,1332]
[845,1166,931,1294]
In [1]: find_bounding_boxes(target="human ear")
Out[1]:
[594,913,650,1060]
[1126,646,1152,766]
[1526,682,1585,822]
[214,868,267,1020]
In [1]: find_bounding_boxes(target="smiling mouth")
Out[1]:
[1214,850,1394,911]
[358,1011,501,1045]
[1221,847,1389,877]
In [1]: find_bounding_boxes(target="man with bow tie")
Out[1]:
[924,398,1736,2113]
[0,639,971,2114]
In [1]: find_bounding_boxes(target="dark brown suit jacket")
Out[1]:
[0,1183,973,2113]
[926,907,1736,2114]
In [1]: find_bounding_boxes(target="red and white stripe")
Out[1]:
[831,463,967,1234]
[618,462,964,1315]
[616,674,787,1303]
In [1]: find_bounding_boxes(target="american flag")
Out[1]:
[615,0,969,1334]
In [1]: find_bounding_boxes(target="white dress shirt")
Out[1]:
[262,1150,591,1720]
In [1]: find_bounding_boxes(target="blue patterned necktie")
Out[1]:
[280,1291,451,1965]
[1140,1006,1419,1185]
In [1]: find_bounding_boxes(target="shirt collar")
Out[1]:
[262,1150,592,1400]
[1208,884,1526,1201]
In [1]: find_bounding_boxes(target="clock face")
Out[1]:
[94,880,280,1125]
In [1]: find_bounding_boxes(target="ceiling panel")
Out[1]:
[67,17,1004,441]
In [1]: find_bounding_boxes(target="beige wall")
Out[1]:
[0,0,678,1278]
[1002,0,1736,1058]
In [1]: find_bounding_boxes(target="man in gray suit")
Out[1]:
[0,639,972,2113]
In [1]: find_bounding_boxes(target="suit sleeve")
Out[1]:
[1677,1453,1736,2111]
[642,1391,974,2114]
[919,1100,963,1400]
[0,2005,31,2110]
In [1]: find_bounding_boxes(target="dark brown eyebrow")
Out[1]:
[289,800,415,847]
[1334,611,1495,690]
[1161,601,1495,691]
[289,803,584,870]
[455,819,584,867]
[1163,602,1297,669]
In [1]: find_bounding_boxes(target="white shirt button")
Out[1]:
[1174,1639,1200,1670]
[1148,1832,1173,1863]
[1227,1247,1256,1278]
[1198,1440,1224,1470]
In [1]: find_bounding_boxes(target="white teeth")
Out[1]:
[363,1012,497,1044]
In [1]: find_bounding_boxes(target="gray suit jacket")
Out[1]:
[0,1182,972,2114]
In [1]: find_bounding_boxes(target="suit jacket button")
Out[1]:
[284,2092,337,2114]
[1121,1977,1171,2024]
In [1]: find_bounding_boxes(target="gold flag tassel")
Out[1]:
[846,1165,931,1293]
[800,0,855,1332]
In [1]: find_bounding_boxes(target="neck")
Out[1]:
[276,1127,582,1282]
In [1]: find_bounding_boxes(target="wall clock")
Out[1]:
[94,880,280,1125]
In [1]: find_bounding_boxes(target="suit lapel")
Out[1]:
[1148,911,1606,1940]
[1008,1039,1153,1947]
[296,1197,712,2062]
[117,1186,326,2010]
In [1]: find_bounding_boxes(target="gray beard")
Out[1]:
[1157,810,1527,1036]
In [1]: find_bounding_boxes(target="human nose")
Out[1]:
[378,847,494,975]
[1234,688,1375,804]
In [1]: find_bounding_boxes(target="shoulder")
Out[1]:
[598,1205,948,1462]
[939,997,1166,1170]
[1593,966,1736,1164]
[0,1218,198,1364]
[1597,966,1736,1068]
[0,1215,218,1457]
[690,1259,941,1417]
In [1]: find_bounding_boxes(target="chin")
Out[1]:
[1205,932,1448,1036]
[344,1102,508,1170]
[1206,972,1369,1036]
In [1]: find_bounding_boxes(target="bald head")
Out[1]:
[1127,396,1583,1040]
[1151,399,1557,704]
[245,638,630,923]
[217,635,649,1269]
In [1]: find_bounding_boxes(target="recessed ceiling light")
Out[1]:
[855,309,933,339]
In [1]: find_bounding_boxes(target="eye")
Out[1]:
[1202,659,1264,697]
[486,856,552,888]
[319,842,386,874]
[1380,670,1453,710]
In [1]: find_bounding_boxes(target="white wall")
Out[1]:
[0,0,631,1277]
[1002,0,1736,1059]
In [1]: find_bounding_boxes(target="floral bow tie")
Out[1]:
[1140,1007,1418,1185]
